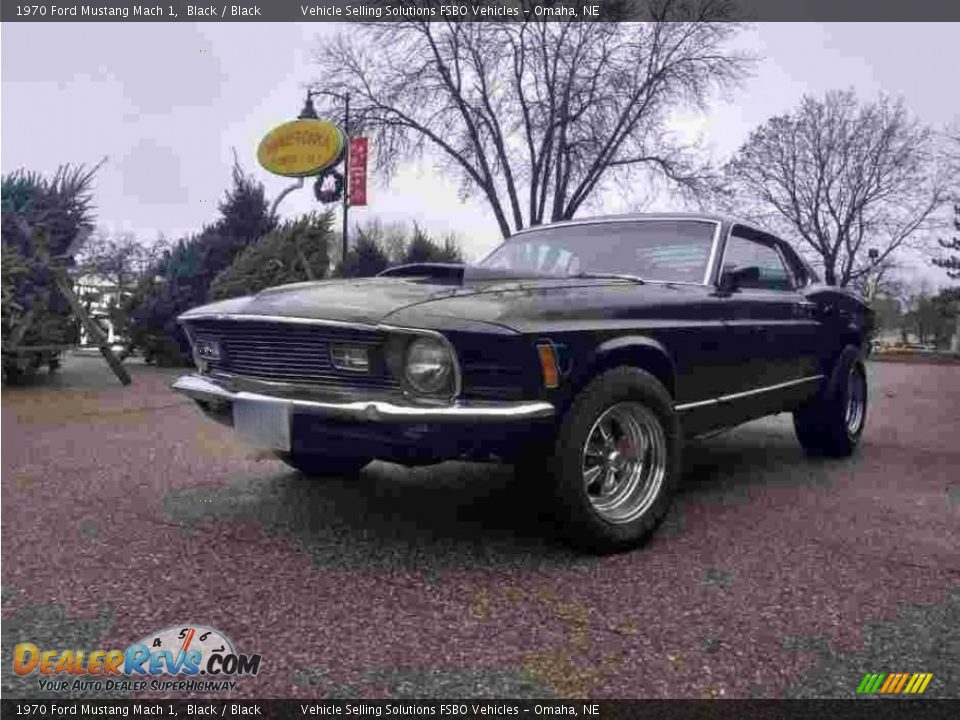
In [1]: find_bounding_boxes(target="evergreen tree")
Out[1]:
[932,204,960,280]
[211,212,334,300]
[401,224,464,265]
[339,233,389,278]
[1,164,99,379]
[124,163,275,365]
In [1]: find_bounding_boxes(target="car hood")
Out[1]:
[179,264,698,331]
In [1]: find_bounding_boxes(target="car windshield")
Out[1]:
[475,219,717,284]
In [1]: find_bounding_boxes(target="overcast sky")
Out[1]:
[2,22,958,282]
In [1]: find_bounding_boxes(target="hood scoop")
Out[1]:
[377,263,566,287]
[377,263,466,285]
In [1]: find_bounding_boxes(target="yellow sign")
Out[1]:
[256,119,346,177]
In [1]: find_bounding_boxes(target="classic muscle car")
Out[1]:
[173,213,874,553]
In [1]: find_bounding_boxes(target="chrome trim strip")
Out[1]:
[178,313,464,401]
[180,313,381,330]
[772,243,800,289]
[674,374,824,412]
[702,220,725,286]
[172,374,555,423]
[638,279,705,287]
[673,397,717,412]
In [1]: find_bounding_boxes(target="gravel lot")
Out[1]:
[2,355,958,699]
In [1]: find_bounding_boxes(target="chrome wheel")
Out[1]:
[844,365,866,437]
[580,401,667,525]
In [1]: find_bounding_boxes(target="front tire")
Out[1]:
[278,452,372,477]
[793,348,868,458]
[550,367,681,554]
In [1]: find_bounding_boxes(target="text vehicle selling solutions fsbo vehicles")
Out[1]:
[173,214,874,552]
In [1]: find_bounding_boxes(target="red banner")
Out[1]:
[348,137,368,206]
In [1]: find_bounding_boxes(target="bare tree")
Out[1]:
[723,89,950,287]
[851,256,904,304]
[75,230,169,297]
[311,1,749,238]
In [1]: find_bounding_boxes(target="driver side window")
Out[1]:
[722,235,793,291]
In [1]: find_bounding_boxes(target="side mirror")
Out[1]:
[719,265,761,293]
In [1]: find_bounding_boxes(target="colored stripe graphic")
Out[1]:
[857,673,886,693]
[905,673,933,694]
[879,674,898,693]
[858,672,933,694]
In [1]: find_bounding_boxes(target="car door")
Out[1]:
[716,227,822,411]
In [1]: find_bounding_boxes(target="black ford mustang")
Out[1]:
[173,213,873,552]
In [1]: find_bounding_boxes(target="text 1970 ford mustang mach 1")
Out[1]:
[173,213,873,553]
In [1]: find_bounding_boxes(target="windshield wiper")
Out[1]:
[571,272,645,284]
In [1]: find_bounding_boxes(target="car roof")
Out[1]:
[508,212,817,281]
[511,211,800,250]
[511,212,753,236]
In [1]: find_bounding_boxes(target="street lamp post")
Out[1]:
[309,89,352,268]
[867,248,880,303]
[342,93,350,267]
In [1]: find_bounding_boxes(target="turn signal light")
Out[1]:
[537,343,560,389]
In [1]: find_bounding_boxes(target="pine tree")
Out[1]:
[932,204,960,279]
[124,163,275,364]
[2,164,99,378]
[340,234,389,278]
[210,212,334,300]
[402,224,463,265]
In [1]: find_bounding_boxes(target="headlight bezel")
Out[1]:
[403,336,455,397]
[382,330,460,402]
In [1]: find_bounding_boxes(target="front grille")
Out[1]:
[185,319,399,391]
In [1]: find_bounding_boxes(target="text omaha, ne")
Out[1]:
[301,4,599,18]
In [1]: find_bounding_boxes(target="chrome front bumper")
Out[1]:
[172,374,556,424]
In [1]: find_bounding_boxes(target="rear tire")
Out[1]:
[549,367,680,554]
[793,348,867,458]
[278,452,372,477]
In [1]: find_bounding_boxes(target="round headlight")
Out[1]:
[404,337,453,395]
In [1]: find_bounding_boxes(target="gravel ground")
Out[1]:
[2,355,957,699]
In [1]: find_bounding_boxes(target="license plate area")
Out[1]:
[233,398,290,451]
